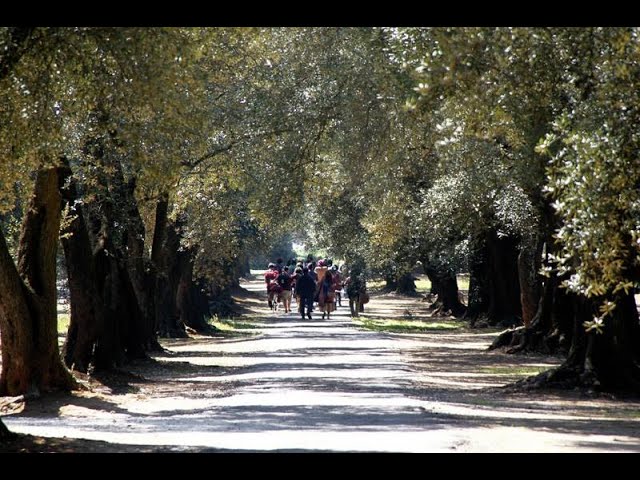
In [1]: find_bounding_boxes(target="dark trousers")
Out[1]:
[299,295,314,316]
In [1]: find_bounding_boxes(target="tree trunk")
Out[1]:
[90,237,133,370]
[489,201,574,354]
[424,263,466,318]
[83,188,141,370]
[585,291,640,390]
[396,273,417,296]
[517,240,541,328]
[489,266,573,354]
[0,230,36,395]
[235,252,251,279]
[187,278,214,331]
[60,170,102,373]
[0,417,12,440]
[121,177,157,354]
[176,248,212,332]
[384,274,397,292]
[61,159,156,371]
[485,230,521,327]
[155,220,187,338]
[151,193,169,268]
[0,166,76,396]
[515,290,640,394]
[464,234,490,324]
[465,229,521,326]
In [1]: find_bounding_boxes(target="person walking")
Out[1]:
[295,267,316,320]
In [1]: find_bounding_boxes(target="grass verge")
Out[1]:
[480,366,548,376]
[210,316,260,333]
[354,317,466,333]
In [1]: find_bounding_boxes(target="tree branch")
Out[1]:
[180,127,293,169]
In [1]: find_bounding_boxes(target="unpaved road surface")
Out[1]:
[2,279,640,452]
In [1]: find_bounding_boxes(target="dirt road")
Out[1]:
[2,279,640,452]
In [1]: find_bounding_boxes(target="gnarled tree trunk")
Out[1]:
[464,235,490,324]
[383,274,397,292]
[424,262,466,318]
[489,204,573,354]
[121,177,159,354]
[0,165,76,395]
[396,273,417,296]
[60,168,103,372]
[176,247,212,332]
[155,219,187,338]
[465,229,521,327]
[516,290,640,393]
[486,230,521,326]
[489,265,573,354]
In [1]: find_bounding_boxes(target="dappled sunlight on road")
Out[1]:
[4,278,640,452]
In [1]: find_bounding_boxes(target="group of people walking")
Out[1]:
[264,257,368,320]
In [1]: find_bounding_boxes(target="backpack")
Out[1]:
[277,272,289,288]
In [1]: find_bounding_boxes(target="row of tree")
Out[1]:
[1,28,639,437]
[288,28,640,393]
[0,28,332,400]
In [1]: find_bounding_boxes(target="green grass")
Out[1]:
[355,317,466,333]
[597,409,640,419]
[210,316,260,332]
[368,279,386,290]
[58,313,70,335]
[414,277,431,292]
[368,274,469,293]
[480,366,547,376]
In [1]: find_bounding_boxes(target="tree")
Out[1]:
[0,417,12,441]
[533,28,640,391]
[395,27,640,392]
[0,27,200,381]
[0,164,77,395]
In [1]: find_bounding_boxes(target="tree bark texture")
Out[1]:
[395,273,417,296]
[60,169,102,372]
[465,229,522,327]
[424,263,466,318]
[0,165,76,395]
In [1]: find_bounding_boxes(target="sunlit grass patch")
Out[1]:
[355,317,466,333]
[210,316,260,332]
[596,408,640,419]
[58,313,70,335]
[367,274,467,293]
[368,279,386,290]
[480,365,548,376]
[414,277,431,292]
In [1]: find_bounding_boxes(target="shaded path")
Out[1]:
[3,279,640,452]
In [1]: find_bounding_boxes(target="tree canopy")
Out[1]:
[2,27,640,394]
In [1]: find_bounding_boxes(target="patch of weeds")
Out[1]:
[355,317,465,333]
